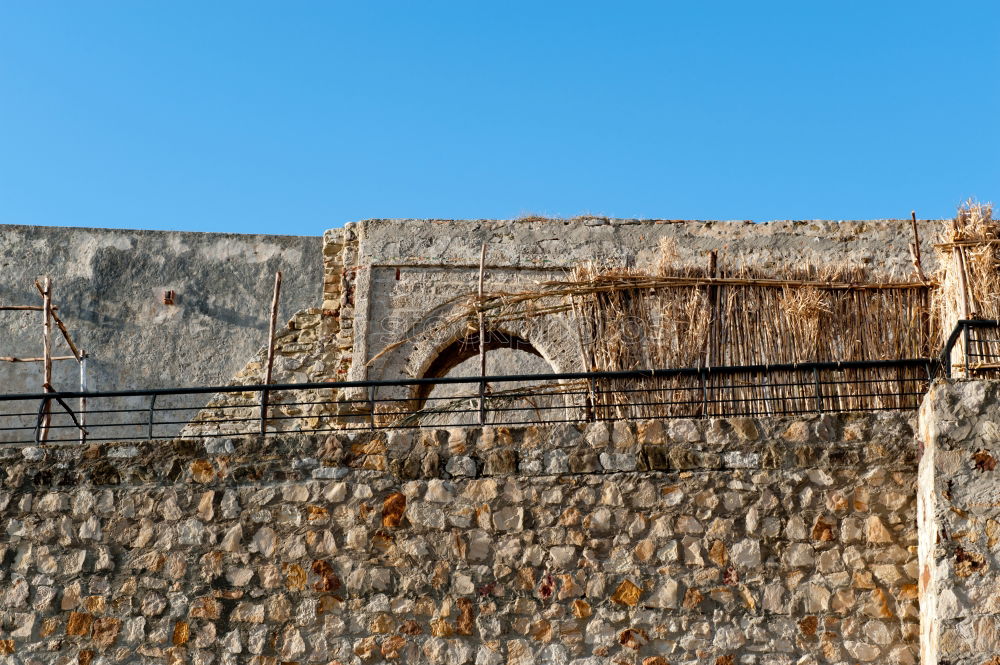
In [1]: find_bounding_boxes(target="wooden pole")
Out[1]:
[0,355,75,363]
[478,242,487,425]
[33,281,82,360]
[705,250,718,368]
[39,277,52,443]
[909,212,929,284]
[951,217,973,374]
[260,271,282,435]
[952,216,972,320]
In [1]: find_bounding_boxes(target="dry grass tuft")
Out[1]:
[934,201,1000,371]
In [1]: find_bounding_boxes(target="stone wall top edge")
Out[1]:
[341,217,951,227]
[0,410,916,491]
[0,223,323,241]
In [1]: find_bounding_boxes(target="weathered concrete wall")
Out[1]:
[341,218,949,387]
[0,225,321,441]
[193,217,954,419]
[0,224,321,395]
[0,412,919,664]
[918,380,1000,664]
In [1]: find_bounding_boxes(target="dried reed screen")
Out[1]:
[564,266,935,419]
[936,203,1000,372]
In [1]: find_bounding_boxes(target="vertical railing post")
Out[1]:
[33,397,49,445]
[259,388,269,436]
[593,378,603,422]
[813,367,823,414]
[961,321,970,378]
[79,352,87,444]
[148,394,157,440]
[478,379,486,425]
[367,385,376,431]
[699,368,708,416]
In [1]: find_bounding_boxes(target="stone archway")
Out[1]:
[413,330,552,411]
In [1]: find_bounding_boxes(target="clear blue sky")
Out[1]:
[1,2,997,235]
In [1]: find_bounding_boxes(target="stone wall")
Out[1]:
[0,224,321,395]
[0,412,919,664]
[0,224,322,442]
[343,218,949,386]
[187,217,956,427]
[918,380,1000,664]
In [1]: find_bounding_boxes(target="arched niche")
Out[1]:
[414,330,553,410]
[364,304,585,426]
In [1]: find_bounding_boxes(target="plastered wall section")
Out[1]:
[0,412,918,665]
[0,225,322,443]
[342,218,948,384]
[918,380,1000,664]
[0,224,322,395]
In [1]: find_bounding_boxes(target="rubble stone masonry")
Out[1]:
[918,380,1000,664]
[0,410,922,664]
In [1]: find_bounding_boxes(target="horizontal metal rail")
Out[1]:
[0,356,944,403]
[1,319,998,445]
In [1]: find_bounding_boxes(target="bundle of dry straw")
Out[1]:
[437,234,939,420]
[935,201,1000,371]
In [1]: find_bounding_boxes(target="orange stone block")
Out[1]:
[0,641,13,655]
[572,599,591,619]
[172,621,190,646]
[382,492,407,528]
[619,628,648,650]
[708,540,728,567]
[190,459,215,483]
[456,598,475,635]
[311,560,341,592]
[611,579,642,606]
[305,505,329,520]
[285,564,307,591]
[66,612,93,637]
[381,635,407,659]
[812,517,835,542]
[682,588,704,610]
[189,596,222,620]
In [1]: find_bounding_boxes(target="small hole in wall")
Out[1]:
[395,268,401,280]
[162,290,175,305]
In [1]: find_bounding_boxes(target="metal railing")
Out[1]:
[941,319,1000,377]
[0,358,942,445]
[0,319,996,445]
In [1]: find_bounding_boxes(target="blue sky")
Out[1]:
[1,2,997,235]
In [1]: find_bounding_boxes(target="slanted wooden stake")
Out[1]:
[260,271,282,435]
[909,212,929,284]
[39,277,52,443]
[478,242,487,425]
